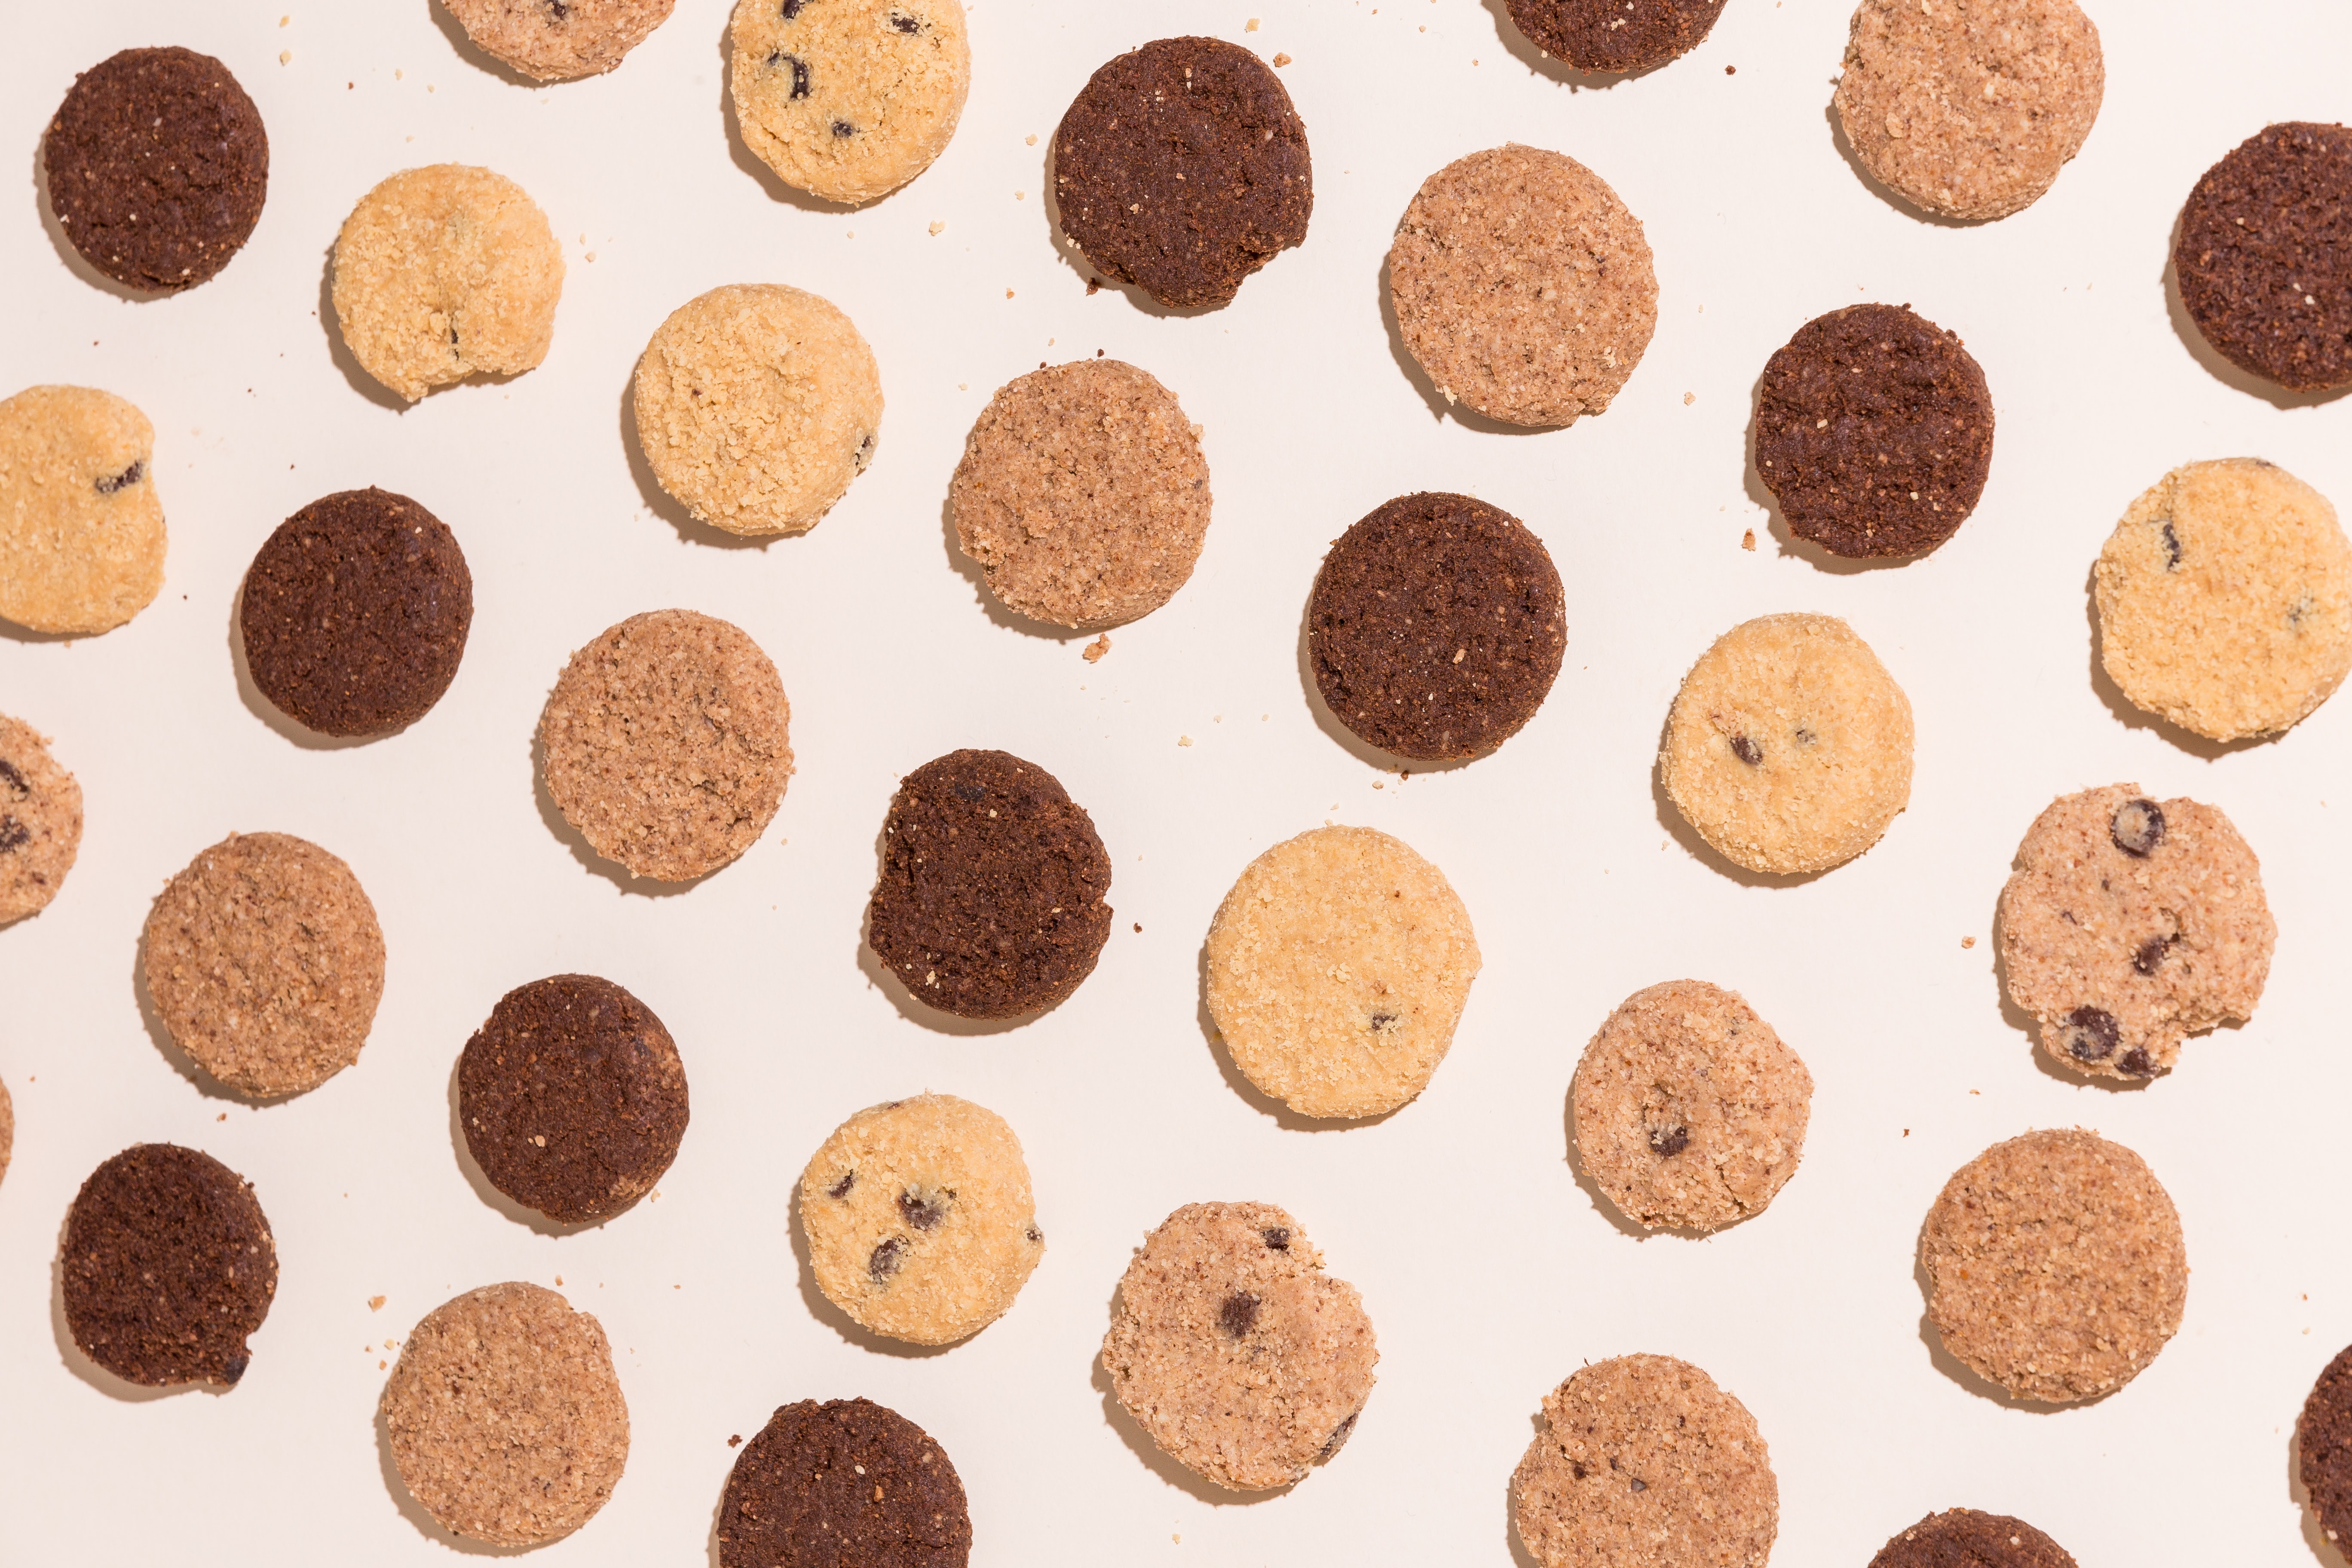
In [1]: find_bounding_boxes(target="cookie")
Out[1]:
[142,833,386,1099]
[864,749,1112,1019]
[948,361,1212,630]
[1389,145,1657,427]
[43,47,268,293]
[729,0,971,205]
[538,609,793,882]
[1504,0,1727,74]
[1868,1509,2078,1568]
[1204,826,1481,1121]
[2095,459,2352,741]
[1920,1128,2186,1403]
[0,714,83,925]
[239,487,474,738]
[1101,1201,1375,1491]
[717,1397,971,1568]
[0,384,165,635]
[1307,492,1567,759]
[2300,1344,2352,1552]
[441,0,678,81]
[459,974,687,1224]
[331,165,564,402]
[383,1282,628,1547]
[632,283,883,536]
[1571,980,1812,1232]
[61,1143,276,1388]
[2175,122,2352,394]
[0,1076,11,1190]
[1053,37,1311,311]
[1753,303,1995,559]
[1659,613,1914,875]
[1512,1354,1778,1568]
[1996,784,2273,1081]
[1833,0,2104,222]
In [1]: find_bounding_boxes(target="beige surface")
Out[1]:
[440,0,677,81]
[729,0,971,205]
[0,712,83,925]
[0,384,163,635]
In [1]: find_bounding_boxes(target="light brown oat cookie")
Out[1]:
[383,1282,629,1547]
[0,385,163,635]
[539,609,792,882]
[331,165,564,402]
[1512,1354,1778,1568]
[729,0,971,205]
[949,360,1211,630]
[0,715,82,925]
[1921,1128,2187,1403]
[1659,612,1914,876]
[1571,980,1812,1232]
[1997,784,2272,1080]
[1388,144,1657,427]
[1833,0,2104,221]
[1204,826,1480,1120]
[441,0,677,82]
[2095,459,2352,742]
[1102,1201,1375,1491]
[142,832,385,1099]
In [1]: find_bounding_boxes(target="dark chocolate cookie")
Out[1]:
[1753,303,1994,559]
[2301,1342,2352,1550]
[1052,37,1311,309]
[1307,493,1567,760]
[240,487,474,738]
[1868,1508,2078,1567]
[717,1396,972,1568]
[865,750,1112,1020]
[43,47,268,294]
[61,1143,277,1387]
[459,974,689,1225]
[1505,0,1728,74]
[2174,122,2352,394]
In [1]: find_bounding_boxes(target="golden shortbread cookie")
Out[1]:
[0,385,164,635]
[729,0,970,204]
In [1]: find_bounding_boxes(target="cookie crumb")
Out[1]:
[1271,52,1292,66]
[1178,735,1194,747]
[1133,922,1143,933]
[728,1434,742,1447]
[1740,529,1755,550]
[1246,17,1260,28]
[279,50,292,64]
[1961,935,1975,949]
[1725,65,1736,74]
[217,1112,227,1121]
[1025,133,1038,145]
[1083,634,1111,663]
[1683,392,1695,405]
[929,220,945,235]
[369,1295,386,1311]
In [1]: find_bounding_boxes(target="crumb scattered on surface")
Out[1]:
[1962,935,1976,948]
[1083,635,1111,662]
[1741,529,1756,550]
[1178,735,1194,747]
[1272,52,1292,66]
[370,1295,386,1311]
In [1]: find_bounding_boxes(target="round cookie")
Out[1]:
[2095,459,2352,741]
[1389,145,1657,427]
[1512,1354,1778,1568]
[0,384,164,635]
[1920,1128,2186,1403]
[1204,826,1482,1121]
[717,1397,971,1568]
[1659,613,1915,876]
[2175,122,2352,394]
[729,0,971,205]
[142,832,386,1099]
[43,47,268,293]
[383,1282,628,1547]
[239,488,474,738]
[1869,1509,2079,1568]
[1307,492,1568,759]
[1504,0,1727,74]
[864,749,1112,1020]
[441,0,678,81]
[1997,784,2273,1081]
[331,165,564,402]
[1753,303,1995,559]
[632,283,883,536]
[1571,980,1812,1233]
[2300,1343,2352,1552]
[0,714,83,925]
[949,360,1212,630]
[1101,1201,1376,1491]
[538,609,793,882]
[61,1143,277,1388]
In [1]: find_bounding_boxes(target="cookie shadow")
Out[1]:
[49,1207,227,1403]
[1559,1086,1673,1242]
[227,584,387,751]
[1740,357,1925,577]
[2080,559,2278,758]
[785,1185,957,1359]
[315,249,410,413]
[615,374,779,552]
[1375,250,1561,435]
[376,1389,536,1554]
[1292,579,1481,776]
[2291,1410,2351,1566]
[1037,137,1229,320]
[1503,1406,1544,1568]
[31,138,162,303]
[1645,721,1832,889]
[1822,103,1988,231]
[424,0,545,89]
[1192,937,1403,1135]
[444,1053,617,1237]
[714,22,862,215]
[937,492,1088,645]
[1092,1280,1295,1506]
[2160,208,2352,411]
[528,711,714,899]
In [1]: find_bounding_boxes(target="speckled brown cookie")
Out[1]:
[1389,145,1657,427]
[2095,459,2352,741]
[1869,1509,2079,1568]
[0,714,82,926]
[1571,980,1812,1232]
[717,1397,971,1568]
[2175,122,2352,394]
[1833,0,2104,222]
[0,384,164,636]
[1921,1128,2186,1403]
[1997,784,2273,1081]
[1659,613,1915,875]
[459,975,688,1225]
[1512,1354,1778,1568]
[730,0,970,205]
[442,0,678,81]
[1204,826,1481,1121]
[61,1143,276,1388]
[1102,1201,1375,1491]
[538,609,793,882]
[1505,0,1728,74]
[2300,1343,2352,1553]
[384,1284,628,1547]
[949,360,1211,630]
[331,165,564,402]
[798,1094,1043,1345]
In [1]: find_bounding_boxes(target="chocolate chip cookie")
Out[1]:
[730,0,971,205]
[0,714,82,925]
[717,1397,971,1568]
[2175,122,2352,394]
[1505,0,1728,74]
[442,0,678,81]
[0,384,165,636]
[1868,1509,2079,1568]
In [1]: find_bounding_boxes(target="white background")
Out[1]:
[3,1,2349,1562]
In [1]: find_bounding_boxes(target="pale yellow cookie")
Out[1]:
[0,385,163,635]
[729,0,971,205]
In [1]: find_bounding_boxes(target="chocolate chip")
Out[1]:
[2162,521,2183,569]
[868,1237,906,1283]
[1570,1459,1589,1480]
[547,0,570,17]
[1729,734,1762,766]
[220,1349,250,1385]
[1025,1226,1043,1243]
[2111,798,2166,858]
[1219,1291,1260,1337]
[889,11,920,31]
[1649,1125,1690,1158]
[826,1170,855,1200]
[0,760,24,799]
[1318,1410,1359,1458]
[781,0,806,15]
[2062,1005,2119,1061]
[831,120,856,138]
[1368,1011,1398,1032]
[1629,1476,1648,1493]
[0,818,27,854]
[1261,1226,1290,1251]
[783,55,810,99]
[2133,934,2172,976]
[93,460,143,495]
[897,1189,949,1231]
[2120,1047,2154,1077]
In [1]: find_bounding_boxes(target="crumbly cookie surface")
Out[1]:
[2175,122,2352,393]
[0,384,164,636]
[0,714,83,925]
[1504,0,1728,74]
[730,0,970,204]
[2300,1343,2352,1552]
[1868,1508,2079,1568]
[442,0,677,81]
[718,1397,971,1568]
